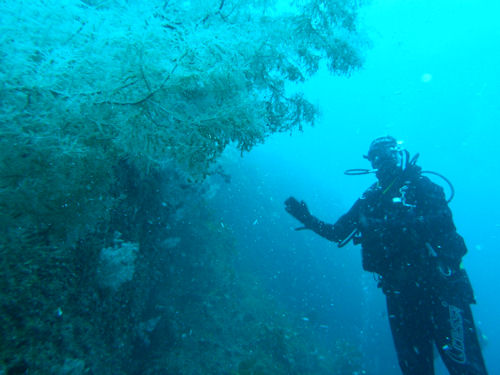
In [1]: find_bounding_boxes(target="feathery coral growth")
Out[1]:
[1,0,363,176]
[0,0,364,260]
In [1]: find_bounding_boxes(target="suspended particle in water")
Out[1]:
[421,73,433,83]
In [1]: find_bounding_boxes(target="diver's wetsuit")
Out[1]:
[306,164,488,375]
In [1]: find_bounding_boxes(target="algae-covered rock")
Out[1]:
[55,358,86,375]
[97,237,139,291]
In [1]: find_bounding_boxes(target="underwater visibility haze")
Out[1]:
[219,0,500,373]
[0,0,499,374]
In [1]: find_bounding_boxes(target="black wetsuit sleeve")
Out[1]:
[418,177,454,232]
[307,199,362,244]
[418,177,467,263]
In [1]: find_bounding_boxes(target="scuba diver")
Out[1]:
[284,136,488,375]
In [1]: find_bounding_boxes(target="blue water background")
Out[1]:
[212,0,500,373]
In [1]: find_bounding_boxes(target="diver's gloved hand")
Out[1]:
[284,197,313,230]
[429,233,467,275]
